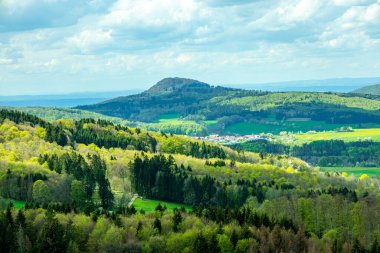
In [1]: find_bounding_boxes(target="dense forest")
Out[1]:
[231,139,380,167]
[0,109,380,252]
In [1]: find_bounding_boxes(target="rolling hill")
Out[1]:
[353,83,380,95]
[77,77,380,135]
[227,76,380,92]
[78,77,242,121]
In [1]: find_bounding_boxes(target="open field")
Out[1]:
[157,113,182,121]
[320,167,380,178]
[293,128,380,144]
[0,198,25,210]
[132,198,192,212]
[203,120,218,126]
[13,200,25,210]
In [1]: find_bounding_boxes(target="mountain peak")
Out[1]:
[146,77,210,94]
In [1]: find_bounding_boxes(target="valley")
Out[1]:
[1,79,380,252]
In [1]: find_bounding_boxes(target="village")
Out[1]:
[190,134,271,144]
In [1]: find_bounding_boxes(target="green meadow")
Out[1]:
[132,198,192,213]
[320,167,380,178]
[293,128,380,144]
[157,113,182,121]
[0,198,26,210]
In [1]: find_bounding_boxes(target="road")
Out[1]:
[128,194,139,208]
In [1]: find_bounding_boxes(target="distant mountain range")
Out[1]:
[0,90,141,107]
[225,77,380,92]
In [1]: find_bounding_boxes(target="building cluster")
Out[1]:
[191,134,270,144]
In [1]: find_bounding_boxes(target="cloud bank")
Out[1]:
[0,0,379,94]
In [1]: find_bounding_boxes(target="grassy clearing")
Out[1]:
[12,200,26,210]
[158,119,198,125]
[203,120,218,126]
[320,167,380,178]
[0,198,25,210]
[293,128,380,144]
[157,113,181,121]
[133,198,192,213]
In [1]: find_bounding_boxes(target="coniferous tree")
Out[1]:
[35,211,68,253]
[153,217,162,234]
[192,233,209,253]
[172,209,182,232]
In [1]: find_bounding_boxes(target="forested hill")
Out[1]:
[144,77,211,94]
[77,77,380,129]
[353,83,380,95]
[0,109,228,159]
[77,77,263,121]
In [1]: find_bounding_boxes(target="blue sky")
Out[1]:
[0,0,379,95]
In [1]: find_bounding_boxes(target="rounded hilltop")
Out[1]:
[145,77,210,94]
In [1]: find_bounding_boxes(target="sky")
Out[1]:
[0,0,379,95]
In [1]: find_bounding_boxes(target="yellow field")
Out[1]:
[292,128,380,144]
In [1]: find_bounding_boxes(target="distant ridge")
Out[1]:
[352,84,380,95]
[0,89,141,107]
[225,77,380,92]
[77,77,380,131]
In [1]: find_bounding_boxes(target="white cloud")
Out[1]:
[176,54,192,64]
[343,2,380,23]
[67,29,113,52]
[249,0,324,31]
[101,0,204,28]
[332,0,374,6]
[0,0,379,94]
[319,2,380,52]
[0,58,13,64]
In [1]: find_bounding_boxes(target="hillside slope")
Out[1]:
[78,77,243,121]
[353,83,380,95]
[77,78,380,135]
[1,109,380,252]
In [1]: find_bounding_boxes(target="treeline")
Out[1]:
[38,152,114,209]
[129,154,365,209]
[233,139,380,167]
[0,109,67,146]
[0,151,114,211]
[129,154,264,207]
[0,109,228,160]
[205,160,227,167]
[0,205,303,253]
[1,203,379,253]
[0,170,46,201]
[293,140,380,166]
[157,132,227,159]
[72,118,157,152]
[72,119,226,159]
[274,103,380,124]
[188,141,226,159]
